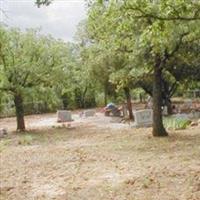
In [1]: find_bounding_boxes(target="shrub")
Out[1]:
[164,117,191,130]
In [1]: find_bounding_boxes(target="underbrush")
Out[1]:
[163,117,191,130]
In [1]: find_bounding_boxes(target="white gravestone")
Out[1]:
[83,110,95,117]
[133,109,153,128]
[57,110,72,122]
[162,106,168,116]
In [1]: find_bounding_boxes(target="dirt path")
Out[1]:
[0,112,130,132]
[0,125,200,200]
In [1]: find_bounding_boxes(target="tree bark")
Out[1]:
[166,98,172,115]
[124,87,134,120]
[14,94,25,132]
[104,85,108,106]
[152,65,168,137]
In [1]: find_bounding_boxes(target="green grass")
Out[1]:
[163,116,191,130]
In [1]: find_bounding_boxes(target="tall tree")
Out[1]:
[87,0,200,136]
[0,26,66,131]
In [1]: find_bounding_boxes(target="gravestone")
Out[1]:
[83,110,95,117]
[133,109,153,128]
[57,110,72,122]
[0,128,7,138]
[162,106,168,116]
[188,111,200,119]
[184,99,193,109]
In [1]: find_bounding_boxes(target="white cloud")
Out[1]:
[2,0,87,41]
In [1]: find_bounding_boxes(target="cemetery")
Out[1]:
[0,100,200,199]
[0,0,200,200]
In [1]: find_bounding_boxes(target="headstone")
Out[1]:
[184,99,193,109]
[162,106,168,116]
[133,109,153,128]
[0,128,8,138]
[188,111,200,119]
[83,110,95,117]
[57,110,72,122]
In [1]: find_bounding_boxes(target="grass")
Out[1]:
[163,116,191,130]
[18,135,33,145]
[0,139,10,152]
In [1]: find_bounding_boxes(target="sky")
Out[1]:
[0,0,87,41]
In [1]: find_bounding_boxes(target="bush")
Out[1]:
[164,117,191,130]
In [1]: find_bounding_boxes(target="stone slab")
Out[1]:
[0,128,7,138]
[133,109,153,128]
[57,110,73,122]
[162,106,168,116]
[83,110,96,117]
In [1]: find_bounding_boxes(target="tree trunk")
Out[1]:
[152,66,168,137]
[124,87,134,120]
[166,98,172,115]
[14,94,25,132]
[104,85,108,106]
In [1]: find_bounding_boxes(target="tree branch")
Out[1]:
[125,4,200,21]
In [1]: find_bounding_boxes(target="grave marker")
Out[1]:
[133,109,153,128]
[57,110,72,122]
[83,110,96,117]
[0,128,7,138]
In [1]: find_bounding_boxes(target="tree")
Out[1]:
[0,26,66,131]
[87,0,200,136]
[35,0,200,135]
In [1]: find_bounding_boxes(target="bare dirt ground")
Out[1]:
[0,113,200,200]
[0,112,130,132]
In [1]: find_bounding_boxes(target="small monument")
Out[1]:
[133,109,153,128]
[184,99,193,109]
[83,110,96,117]
[57,110,72,122]
[162,106,168,116]
[0,128,8,138]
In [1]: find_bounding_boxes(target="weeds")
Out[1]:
[164,117,191,130]
[18,135,33,145]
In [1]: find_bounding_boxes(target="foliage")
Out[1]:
[86,0,200,136]
[163,117,191,130]
[0,26,78,130]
